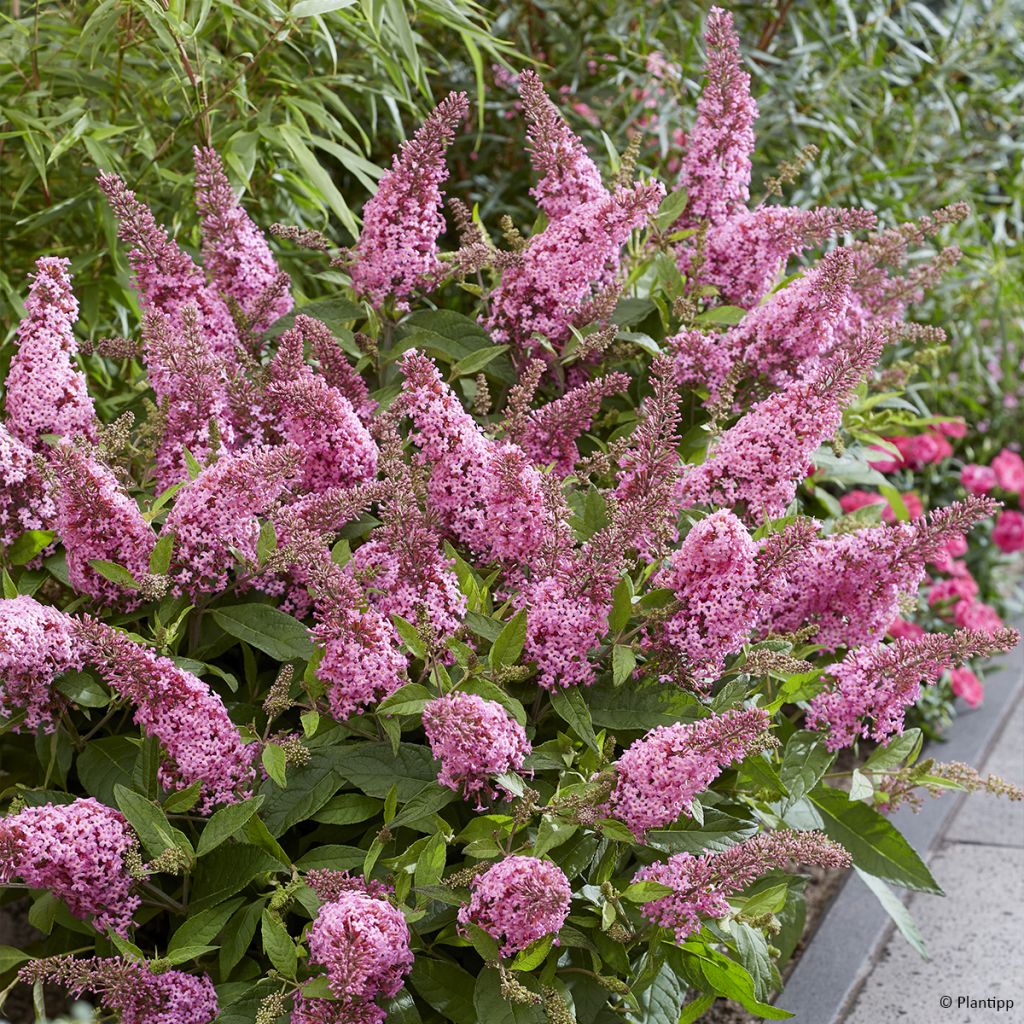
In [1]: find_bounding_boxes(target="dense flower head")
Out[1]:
[306,869,393,903]
[5,257,97,448]
[961,463,997,496]
[677,7,757,226]
[0,595,80,731]
[519,68,607,220]
[50,442,157,607]
[163,444,301,596]
[400,350,550,562]
[953,597,1005,634]
[678,335,882,523]
[423,692,531,805]
[767,498,995,650]
[635,830,850,943]
[142,308,237,489]
[993,509,1024,553]
[97,172,240,359]
[272,373,378,492]
[193,146,293,330]
[459,855,572,955]
[308,560,408,721]
[653,511,762,687]
[306,890,413,1007]
[992,448,1024,493]
[808,626,1019,748]
[350,92,468,309]
[19,956,218,1024]
[0,421,54,546]
[689,206,877,308]
[0,798,139,935]
[75,618,256,810]
[299,315,377,422]
[607,708,770,840]
[486,182,664,358]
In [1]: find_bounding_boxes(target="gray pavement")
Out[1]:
[843,694,1024,1024]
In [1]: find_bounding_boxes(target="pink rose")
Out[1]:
[961,463,997,495]
[954,599,1003,634]
[992,449,1024,494]
[839,490,884,514]
[950,667,983,708]
[887,618,926,641]
[928,575,979,607]
[935,419,967,438]
[992,509,1024,553]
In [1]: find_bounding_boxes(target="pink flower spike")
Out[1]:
[350,92,469,310]
[193,146,293,330]
[0,422,55,546]
[6,257,97,449]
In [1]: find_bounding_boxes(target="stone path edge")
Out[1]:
[777,622,1024,1023]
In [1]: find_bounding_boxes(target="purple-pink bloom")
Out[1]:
[992,448,1024,494]
[635,830,850,943]
[459,855,572,955]
[298,315,377,423]
[808,626,1019,749]
[76,619,256,811]
[97,172,240,360]
[19,956,218,1024]
[5,257,97,449]
[423,692,530,806]
[350,92,468,310]
[162,444,301,598]
[306,890,413,1012]
[993,509,1024,553]
[50,443,156,608]
[606,708,770,841]
[193,146,293,330]
[0,595,80,732]
[0,421,55,546]
[518,68,607,221]
[0,798,140,935]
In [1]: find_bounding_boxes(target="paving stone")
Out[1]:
[844,842,1024,1024]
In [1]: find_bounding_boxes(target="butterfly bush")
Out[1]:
[1,8,1021,1021]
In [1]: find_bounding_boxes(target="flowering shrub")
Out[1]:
[1,9,1021,1023]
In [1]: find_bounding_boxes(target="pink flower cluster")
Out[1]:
[193,146,293,330]
[459,855,572,955]
[961,448,1024,553]
[349,92,468,309]
[76,619,256,810]
[50,443,156,607]
[808,626,1020,748]
[653,511,762,686]
[634,830,850,943]
[163,444,301,597]
[868,430,953,472]
[0,798,139,935]
[423,692,530,806]
[19,956,218,1024]
[607,708,769,840]
[839,488,924,523]
[400,350,550,563]
[0,595,80,731]
[306,889,413,1023]
[0,422,54,545]
[5,257,97,449]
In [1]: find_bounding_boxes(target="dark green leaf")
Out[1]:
[196,795,266,857]
[212,604,313,660]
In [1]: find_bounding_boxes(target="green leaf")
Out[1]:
[654,187,689,230]
[168,898,244,953]
[410,958,479,1024]
[114,784,189,859]
[212,604,313,660]
[679,993,717,1024]
[809,785,942,894]
[377,682,432,716]
[2,569,18,599]
[220,901,264,978]
[261,910,297,978]
[549,687,599,752]
[77,736,138,804]
[390,784,457,830]
[621,880,675,903]
[730,923,779,1002]
[260,749,341,836]
[511,934,553,972]
[391,615,427,659]
[87,558,139,589]
[262,743,288,788]
[489,608,528,668]
[55,670,109,708]
[312,793,382,825]
[161,944,217,966]
[451,344,510,377]
[608,576,634,633]
[8,530,55,565]
[0,945,32,974]
[588,677,700,730]
[694,305,747,326]
[256,521,278,565]
[149,532,174,575]
[780,731,836,808]
[679,943,792,1019]
[612,644,636,686]
[863,729,924,773]
[413,831,448,891]
[736,882,788,917]
[291,0,358,19]
[264,300,364,342]
[163,781,203,813]
[631,961,686,1024]
[190,845,282,912]
[646,809,759,855]
[332,742,435,800]
[856,867,928,958]
[196,795,266,857]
